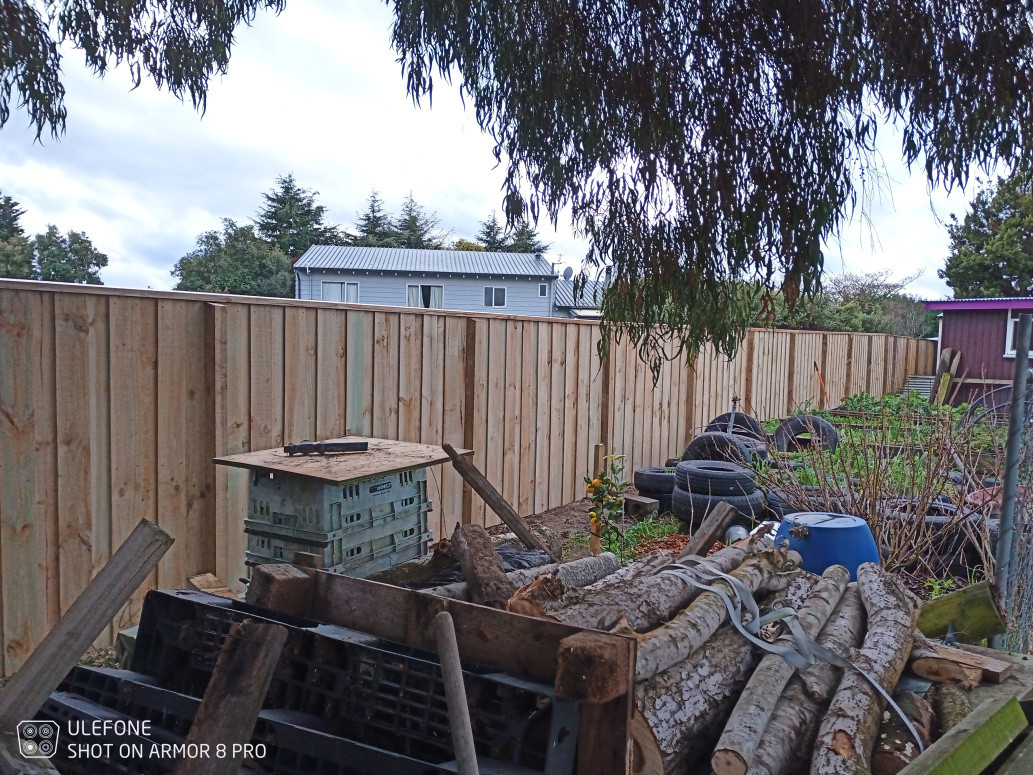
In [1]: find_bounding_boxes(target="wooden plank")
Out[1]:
[469,318,490,522]
[0,290,50,673]
[534,323,552,515]
[37,292,59,632]
[108,295,159,638]
[518,321,539,517]
[157,299,208,589]
[315,308,347,438]
[423,314,447,530]
[306,570,620,687]
[918,581,1006,643]
[563,324,579,502]
[216,303,250,593]
[577,325,593,496]
[172,620,287,775]
[440,315,465,534]
[345,310,373,435]
[503,320,522,508]
[283,305,317,443]
[249,304,285,449]
[443,443,555,559]
[0,519,173,730]
[550,324,566,508]
[484,319,507,525]
[898,696,1027,775]
[53,293,97,622]
[997,729,1033,774]
[215,436,468,483]
[372,310,400,440]
[397,312,422,442]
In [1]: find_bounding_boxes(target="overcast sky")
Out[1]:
[0,1,990,299]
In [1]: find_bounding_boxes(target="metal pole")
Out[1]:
[434,611,480,775]
[995,313,1032,619]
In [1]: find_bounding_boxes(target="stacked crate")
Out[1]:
[244,467,433,577]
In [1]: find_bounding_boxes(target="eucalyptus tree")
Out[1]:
[388,1,1033,373]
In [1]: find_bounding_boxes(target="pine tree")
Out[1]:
[504,220,550,254]
[254,173,348,259]
[394,194,446,249]
[475,212,507,251]
[354,191,399,247]
[0,192,26,240]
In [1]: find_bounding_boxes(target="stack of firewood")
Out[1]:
[446,515,1006,775]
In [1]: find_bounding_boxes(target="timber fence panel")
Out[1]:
[0,279,941,675]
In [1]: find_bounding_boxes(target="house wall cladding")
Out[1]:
[296,270,556,317]
[0,280,936,676]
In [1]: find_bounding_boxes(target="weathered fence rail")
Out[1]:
[0,280,935,674]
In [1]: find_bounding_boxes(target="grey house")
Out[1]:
[552,276,607,318]
[294,246,558,316]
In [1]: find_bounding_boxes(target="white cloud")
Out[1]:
[0,0,987,296]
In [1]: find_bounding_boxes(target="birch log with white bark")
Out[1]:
[536,539,772,632]
[749,584,865,775]
[810,563,921,775]
[711,564,851,775]
[634,548,801,680]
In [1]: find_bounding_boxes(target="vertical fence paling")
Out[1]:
[0,281,936,676]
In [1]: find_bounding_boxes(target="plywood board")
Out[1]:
[215,436,470,484]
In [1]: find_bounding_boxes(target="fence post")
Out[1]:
[786,332,797,416]
[461,317,478,525]
[995,312,1032,647]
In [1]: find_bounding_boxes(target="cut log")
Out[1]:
[634,547,801,680]
[442,442,556,560]
[679,502,738,558]
[749,584,866,775]
[916,580,1005,644]
[871,690,934,775]
[711,564,851,775]
[539,539,771,633]
[450,523,517,609]
[634,625,759,774]
[172,620,288,775]
[928,683,973,736]
[930,642,1013,683]
[810,563,921,775]
[425,552,622,601]
[908,633,978,690]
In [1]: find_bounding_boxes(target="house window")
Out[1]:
[483,286,507,308]
[1005,310,1033,358]
[539,283,548,297]
[322,281,358,303]
[407,284,443,309]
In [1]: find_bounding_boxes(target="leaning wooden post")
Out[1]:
[442,442,557,560]
[171,620,288,775]
[0,519,174,732]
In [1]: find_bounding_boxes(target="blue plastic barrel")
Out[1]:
[774,512,880,581]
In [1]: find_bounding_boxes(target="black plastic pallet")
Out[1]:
[128,589,578,774]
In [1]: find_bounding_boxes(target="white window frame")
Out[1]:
[406,283,444,309]
[483,286,507,308]
[1005,309,1033,358]
[321,281,359,303]
[538,283,548,297]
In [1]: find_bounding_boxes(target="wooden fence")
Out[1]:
[0,280,935,675]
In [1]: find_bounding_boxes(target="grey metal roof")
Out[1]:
[553,278,608,310]
[294,245,556,279]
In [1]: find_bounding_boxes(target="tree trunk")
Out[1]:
[634,625,758,774]
[536,541,767,631]
[749,584,865,775]
[928,683,972,736]
[810,563,921,775]
[712,565,851,775]
[634,548,801,680]
[871,691,934,775]
[907,632,978,690]
[450,524,516,609]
